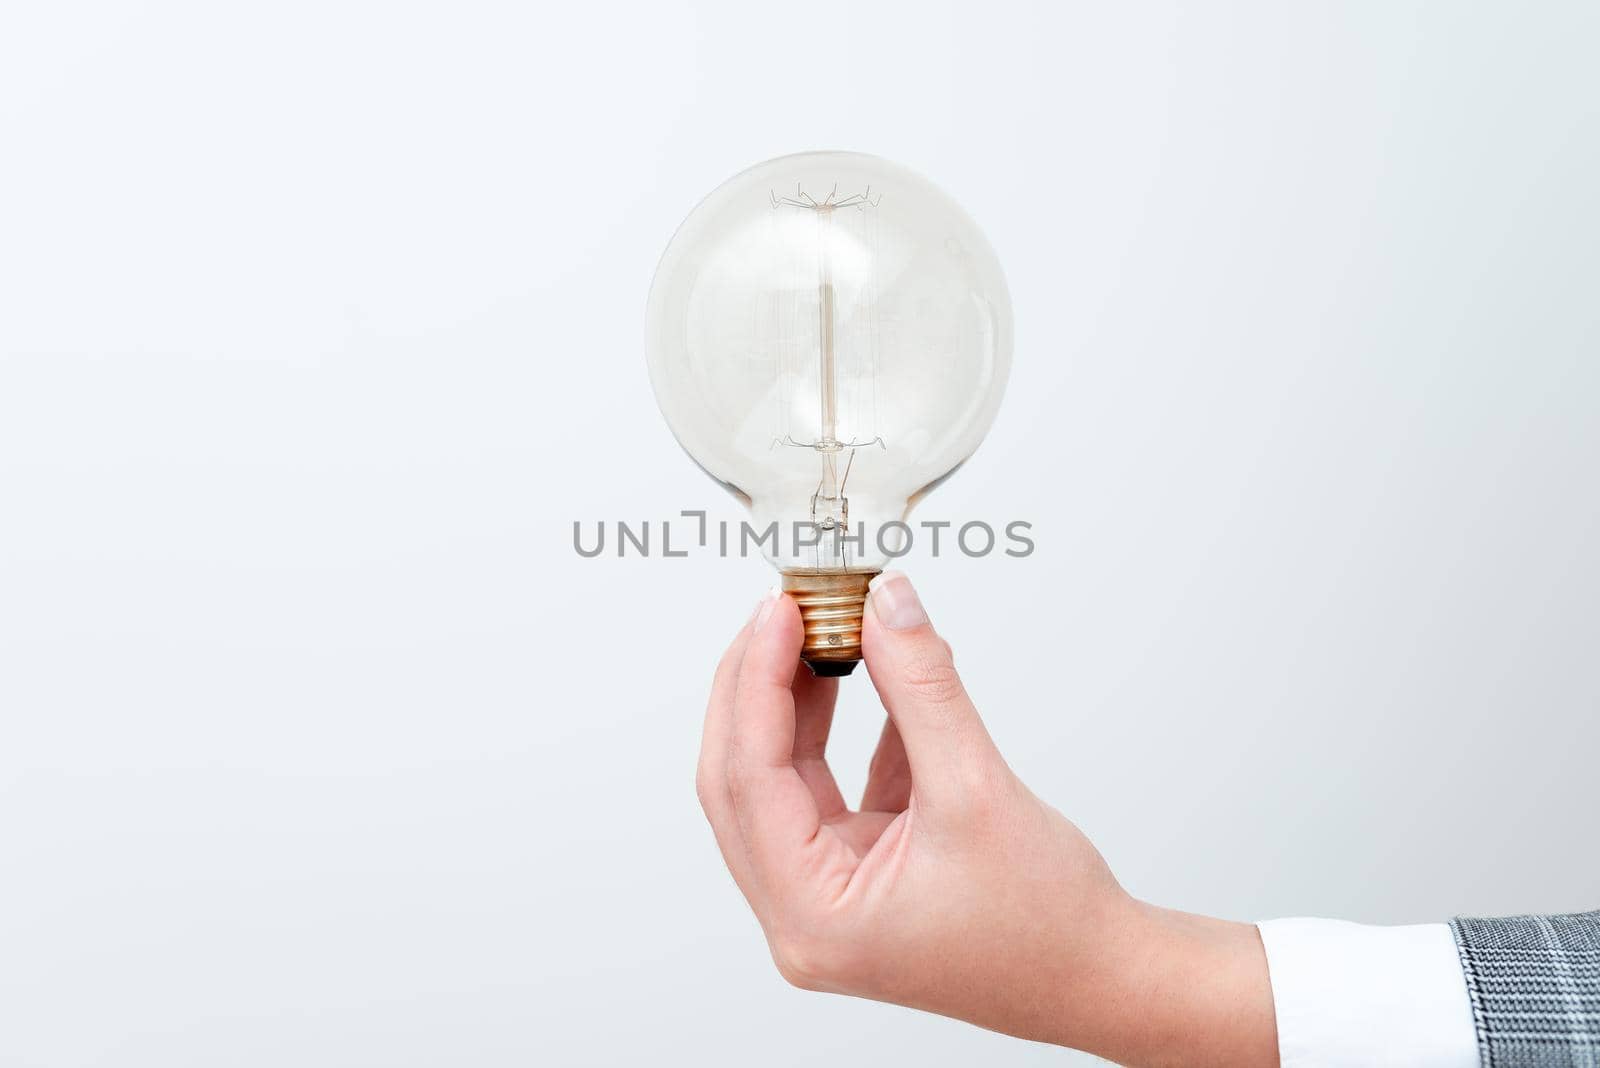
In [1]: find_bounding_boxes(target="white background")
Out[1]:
[2,2,1596,1065]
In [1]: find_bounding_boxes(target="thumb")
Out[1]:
[860,571,1005,808]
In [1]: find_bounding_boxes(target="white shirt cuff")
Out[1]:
[1257,918,1478,1067]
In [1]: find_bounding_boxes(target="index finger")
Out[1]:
[727,593,825,881]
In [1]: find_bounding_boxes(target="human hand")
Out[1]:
[695,571,1278,1067]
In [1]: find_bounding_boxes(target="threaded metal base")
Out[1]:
[781,569,879,677]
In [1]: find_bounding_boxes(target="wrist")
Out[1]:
[1066,901,1278,1067]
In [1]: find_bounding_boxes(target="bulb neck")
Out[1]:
[781,569,879,678]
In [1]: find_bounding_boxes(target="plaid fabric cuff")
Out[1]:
[1451,911,1600,1067]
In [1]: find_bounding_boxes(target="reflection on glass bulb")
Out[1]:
[647,151,1012,675]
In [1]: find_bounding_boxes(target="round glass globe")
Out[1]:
[646,151,1012,576]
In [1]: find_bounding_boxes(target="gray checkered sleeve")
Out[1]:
[1450,911,1600,1067]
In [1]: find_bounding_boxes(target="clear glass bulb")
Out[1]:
[646,151,1012,674]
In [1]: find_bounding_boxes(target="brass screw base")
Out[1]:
[781,570,880,677]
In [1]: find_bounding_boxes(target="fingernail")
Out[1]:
[752,586,780,632]
[868,571,928,630]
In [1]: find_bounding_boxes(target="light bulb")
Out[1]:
[646,151,1012,676]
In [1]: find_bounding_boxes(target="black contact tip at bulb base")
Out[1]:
[806,659,859,678]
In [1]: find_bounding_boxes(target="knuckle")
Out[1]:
[946,763,1017,832]
[949,780,1002,831]
[724,757,753,806]
[900,648,966,707]
[713,642,742,683]
[767,901,872,992]
[693,765,717,812]
[769,929,836,992]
